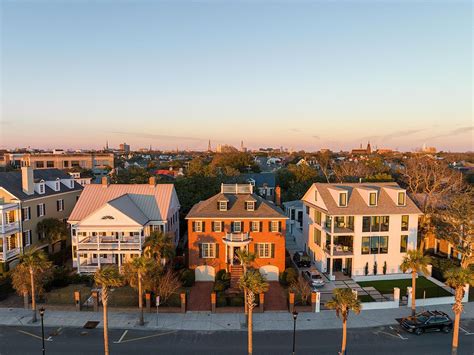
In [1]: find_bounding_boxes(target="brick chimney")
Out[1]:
[21,166,34,195]
[101,176,109,186]
[149,176,156,186]
[275,186,281,206]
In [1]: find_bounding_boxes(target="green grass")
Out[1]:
[108,286,138,307]
[358,276,452,299]
[46,284,91,304]
[358,294,375,303]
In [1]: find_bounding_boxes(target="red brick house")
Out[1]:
[186,184,287,282]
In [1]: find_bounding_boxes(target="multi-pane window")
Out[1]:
[212,221,222,232]
[362,236,389,254]
[39,184,45,194]
[398,192,406,206]
[245,201,255,211]
[314,228,321,246]
[47,161,54,168]
[362,216,389,232]
[400,235,408,253]
[200,243,216,258]
[369,192,377,206]
[36,161,44,168]
[232,221,242,233]
[22,207,31,221]
[218,201,228,211]
[251,221,260,232]
[37,203,45,217]
[193,221,203,232]
[256,243,272,258]
[339,193,347,207]
[401,215,409,231]
[270,221,280,232]
[22,230,31,247]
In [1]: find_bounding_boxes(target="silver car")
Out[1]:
[302,270,325,288]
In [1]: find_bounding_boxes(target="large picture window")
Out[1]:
[200,243,216,258]
[362,236,389,254]
[363,216,390,232]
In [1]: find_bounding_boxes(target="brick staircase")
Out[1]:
[230,265,244,289]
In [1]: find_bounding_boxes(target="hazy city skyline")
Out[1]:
[1,1,472,152]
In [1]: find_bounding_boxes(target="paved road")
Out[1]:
[1,322,473,355]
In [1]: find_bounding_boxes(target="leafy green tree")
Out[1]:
[11,250,52,322]
[143,231,175,263]
[94,266,125,355]
[445,267,474,355]
[325,288,361,355]
[400,250,431,316]
[36,218,68,251]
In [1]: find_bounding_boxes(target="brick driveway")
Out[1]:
[188,282,213,311]
[264,281,287,311]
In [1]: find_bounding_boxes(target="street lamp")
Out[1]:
[292,310,298,355]
[39,307,45,355]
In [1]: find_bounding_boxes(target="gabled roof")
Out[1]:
[186,192,286,219]
[302,182,422,215]
[69,184,179,223]
[0,169,82,201]
[240,173,276,188]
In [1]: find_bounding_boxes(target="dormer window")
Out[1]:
[397,192,406,206]
[369,192,377,206]
[39,183,45,194]
[339,192,347,207]
[245,201,255,211]
[55,181,60,191]
[218,201,228,211]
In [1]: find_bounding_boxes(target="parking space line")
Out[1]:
[117,330,176,344]
[114,330,128,344]
[17,330,53,342]
[459,327,474,336]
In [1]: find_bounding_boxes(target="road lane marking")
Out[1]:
[459,327,474,335]
[117,330,176,344]
[17,330,53,342]
[114,330,128,343]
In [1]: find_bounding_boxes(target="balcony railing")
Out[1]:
[0,221,20,235]
[74,236,141,251]
[0,247,20,261]
[77,265,100,273]
[0,203,19,212]
[221,184,253,194]
[223,233,251,243]
[325,244,354,256]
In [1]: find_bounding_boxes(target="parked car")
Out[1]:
[302,270,325,288]
[396,310,453,335]
[293,251,311,268]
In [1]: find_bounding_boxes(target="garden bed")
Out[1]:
[358,276,452,299]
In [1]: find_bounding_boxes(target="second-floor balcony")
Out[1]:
[325,235,354,256]
[74,236,141,251]
[0,247,20,261]
[0,221,20,235]
[222,233,252,245]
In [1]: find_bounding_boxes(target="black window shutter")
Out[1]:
[37,205,40,217]
[268,221,272,232]
[192,222,196,232]
[231,222,234,233]
[259,221,263,232]
[215,244,219,258]
[202,221,205,232]
[28,207,31,219]
[43,204,46,215]
[278,221,282,232]
[21,209,25,221]
[56,200,60,211]
[254,243,259,258]
[271,244,275,258]
[221,221,224,232]
[198,243,203,258]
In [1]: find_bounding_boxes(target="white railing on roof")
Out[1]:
[221,184,253,194]
[223,233,251,243]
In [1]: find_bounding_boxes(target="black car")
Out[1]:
[293,251,311,268]
[396,310,453,335]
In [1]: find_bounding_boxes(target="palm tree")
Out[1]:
[400,250,431,315]
[122,256,155,326]
[238,269,269,355]
[236,249,256,314]
[143,231,175,265]
[94,265,125,355]
[11,250,52,322]
[325,288,361,355]
[444,267,474,355]
[36,218,68,253]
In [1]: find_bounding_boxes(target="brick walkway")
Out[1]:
[188,282,213,311]
[264,282,287,311]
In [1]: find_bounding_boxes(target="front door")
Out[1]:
[344,258,352,276]
[333,258,343,272]
[232,246,242,265]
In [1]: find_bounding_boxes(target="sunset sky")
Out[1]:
[1,1,472,152]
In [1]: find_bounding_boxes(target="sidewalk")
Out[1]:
[1,302,473,332]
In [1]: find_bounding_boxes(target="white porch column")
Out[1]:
[118,254,122,268]
[77,253,81,274]
[315,292,321,313]
[407,287,412,308]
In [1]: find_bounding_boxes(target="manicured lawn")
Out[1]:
[358,294,375,303]
[358,277,452,299]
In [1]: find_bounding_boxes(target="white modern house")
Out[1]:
[302,182,422,281]
[283,200,305,251]
[68,177,180,273]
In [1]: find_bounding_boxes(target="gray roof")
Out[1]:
[186,192,287,219]
[227,173,276,188]
[0,169,83,201]
[107,194,149,225]
[305,182,422,215]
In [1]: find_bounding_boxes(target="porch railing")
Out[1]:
[223,233,251,242]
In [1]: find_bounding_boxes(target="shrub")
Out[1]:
[373,262,377,275]
[229,296,244,307]
[181,269,195,287]
[364,262,369,276]
[285,268,298,284]
[383,261,387,275]
[216,292,228,307]
[216,269,227,281]
[213,280,227,292]
[0,277,13,301]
